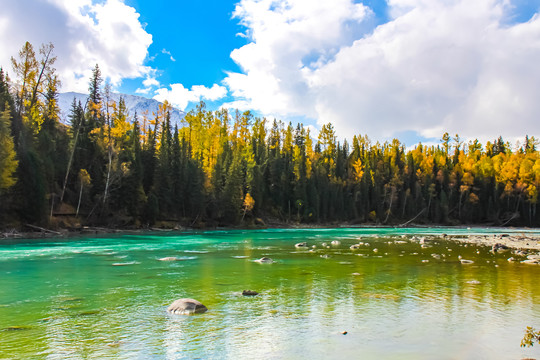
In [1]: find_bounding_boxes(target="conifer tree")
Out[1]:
[120,117,146,219]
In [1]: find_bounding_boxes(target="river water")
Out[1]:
[1,227,539,359]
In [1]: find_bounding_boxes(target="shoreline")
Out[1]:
[2,224,540,251]
[444,233,540,251]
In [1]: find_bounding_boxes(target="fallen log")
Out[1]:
[24,224,61,235]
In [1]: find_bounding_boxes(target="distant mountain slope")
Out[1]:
[58,92,186,126]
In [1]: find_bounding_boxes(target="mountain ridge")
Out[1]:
[57,92,186,126]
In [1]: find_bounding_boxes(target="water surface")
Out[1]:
[1,227,540,359]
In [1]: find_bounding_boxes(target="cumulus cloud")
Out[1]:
[153,83,228,111]
[225,0,370,118]
[0,0,152,93]
[136,75,161,94]
[144,77,160,87]
[226,0,540,143]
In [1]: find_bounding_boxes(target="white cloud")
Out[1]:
[221,99,253,112]
[0,0,152,93]
[153,83,228,111]
[144,78,160,88]
[191,84,228,101]
[225,0,370,119]
[226,0,540,142]
[161,48,176,62]
[135,87,151,95]
[135,73,161,95]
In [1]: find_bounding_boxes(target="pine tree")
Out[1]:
[87,64,103,129]
[120,118,146,219]
[152,109,173,217]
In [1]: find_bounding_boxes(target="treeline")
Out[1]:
[1,42,540,229]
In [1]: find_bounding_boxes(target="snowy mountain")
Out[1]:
[57,92,186,126]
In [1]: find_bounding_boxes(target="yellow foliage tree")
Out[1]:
[242,192,255,221]
[0,106,18,193]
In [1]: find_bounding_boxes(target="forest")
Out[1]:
[1,42,540,230]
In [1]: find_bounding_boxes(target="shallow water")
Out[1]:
[1,227,540,359]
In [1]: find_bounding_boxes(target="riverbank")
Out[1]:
[2,224,540,253]
[444,233,540,251]
[412,232,540,264]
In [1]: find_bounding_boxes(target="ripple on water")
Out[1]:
[157,256,197,261]
[112,261,140,266]
[1,228,540,359]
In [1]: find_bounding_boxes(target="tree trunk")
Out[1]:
[384,187,395,224]
[402,193,407,218]
[399,207,426,227]
[103,145,112,206]
[60,127,79,203]
[76,179,83,217]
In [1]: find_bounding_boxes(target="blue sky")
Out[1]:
[1,0,540,146]
[121,0,246,92]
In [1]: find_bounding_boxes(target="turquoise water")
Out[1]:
[1,227,540,359]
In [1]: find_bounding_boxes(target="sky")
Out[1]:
[1,0,540,146]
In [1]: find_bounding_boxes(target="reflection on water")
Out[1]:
[1,228,540,359]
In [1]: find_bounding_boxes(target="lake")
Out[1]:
[1,227,540,359]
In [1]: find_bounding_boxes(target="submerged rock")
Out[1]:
[242,290,259,296]
[167,298,208,315]
[76,310,100,317]
[3,326,32,331]
[254,257,274,264]
[60,297,84,302]
[466,280,481,285]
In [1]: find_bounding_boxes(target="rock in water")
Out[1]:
[254,257,274,263]
[167,298,208,315]
[242,290,259,296]
[491,243,510,253]
[159,257,179,261]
